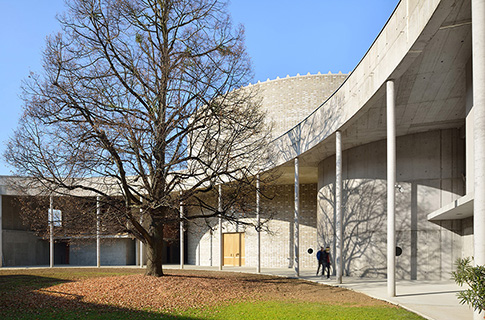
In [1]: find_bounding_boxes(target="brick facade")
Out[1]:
[187,183,318,269]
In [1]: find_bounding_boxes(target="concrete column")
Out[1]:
[472,1,485,318]
[294,157,300,277]
[139,240,144,267]
[49,196,54,268]
[0,195,3,267]
[135,236,139,266]
[180,192,184,269]
[336,131,343,283]
[387,79,396,297]
[256,174,261,273]
[210,230,213,266]
[218,185,223,270]
[96,197,101,268]
[139,205,144,268]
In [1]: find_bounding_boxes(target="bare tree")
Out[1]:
[5,0,275,276]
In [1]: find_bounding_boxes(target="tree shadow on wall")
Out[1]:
[275,94,344,164]
[318,179,393,277]
[318,179,441,279]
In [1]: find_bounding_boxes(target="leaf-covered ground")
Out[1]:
[0,268,406,318]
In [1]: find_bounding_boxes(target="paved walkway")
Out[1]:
[165,265,473,320]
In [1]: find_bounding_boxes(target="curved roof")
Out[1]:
[272,0,470,182]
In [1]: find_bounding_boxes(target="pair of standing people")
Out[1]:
[316,246,331,278]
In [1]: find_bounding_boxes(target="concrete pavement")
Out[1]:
[165,265,474,320]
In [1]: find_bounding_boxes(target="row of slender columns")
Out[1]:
[293,133,344,282]
[291,134,345,281]
[48,196,103,268]
[327,81,395,292]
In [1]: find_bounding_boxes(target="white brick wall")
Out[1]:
[187,184,319,269]
[252,73,347,139]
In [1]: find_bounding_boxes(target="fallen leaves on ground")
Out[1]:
[0,269,393,314]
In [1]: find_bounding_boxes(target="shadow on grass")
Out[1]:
[0,274,72,292]
[0,274,205,320]
[166,271,297,285]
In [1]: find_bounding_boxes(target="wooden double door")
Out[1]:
[223,232,245,266]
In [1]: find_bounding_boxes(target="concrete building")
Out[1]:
[186,0,485,298]
[1,2,484,316]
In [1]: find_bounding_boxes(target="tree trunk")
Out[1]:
[145,223,164,277]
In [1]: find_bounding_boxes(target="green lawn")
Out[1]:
[189,301,424,320]
[0,268,424,320]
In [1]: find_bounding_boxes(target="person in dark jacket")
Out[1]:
[321,246,332,279]
[316,247,324,276]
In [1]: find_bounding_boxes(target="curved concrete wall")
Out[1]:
[317,129,464,279]
[273,0,444,164]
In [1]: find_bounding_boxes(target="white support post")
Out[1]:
[180,191,184,269]
[139,202,144,268]
[49,196,54,268]
[256,174,261,273]
[218,185,223,270]
[387,79,396,297]
[96,196,101,268]
[139,240,144,267]
[472,1,485,319]
[336,131,343,284]
[294,158,300,277]
[210,230,213,266]
[0,195,3,267]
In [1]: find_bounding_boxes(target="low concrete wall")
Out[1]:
[70,238,136,266]
[2,230,49,266]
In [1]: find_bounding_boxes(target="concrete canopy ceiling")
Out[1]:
[285,0,471,181]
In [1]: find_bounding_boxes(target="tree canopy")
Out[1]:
[5,0,275,276]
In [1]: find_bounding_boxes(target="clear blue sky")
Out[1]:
[0,0,399,176]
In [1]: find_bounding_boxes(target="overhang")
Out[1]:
[427,193,474,221]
